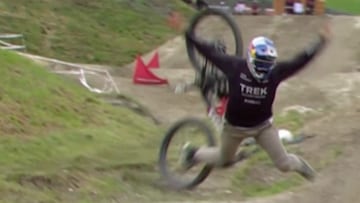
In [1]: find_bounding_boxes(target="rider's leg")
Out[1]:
[184,123,245,168]
[186,122,268,168]
[182,121,255,168]
[255,124,316,181]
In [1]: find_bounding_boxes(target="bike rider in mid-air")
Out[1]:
[181,22,331,181]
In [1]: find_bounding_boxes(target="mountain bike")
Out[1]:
[158,8,246,190]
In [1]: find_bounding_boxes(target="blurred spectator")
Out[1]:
[285,0,294,14]
[251,0,260,15]
[293,0,304,14]
[234,0,246,15]
[306,0,315,15]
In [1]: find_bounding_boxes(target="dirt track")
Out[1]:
[106,14,360,203]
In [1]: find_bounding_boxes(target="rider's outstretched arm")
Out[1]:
[273,34,328,82]
[185,31,238,77]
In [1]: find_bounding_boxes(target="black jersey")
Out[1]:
[186,33,327,127]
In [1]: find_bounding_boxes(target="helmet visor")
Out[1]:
[253,58,275,74]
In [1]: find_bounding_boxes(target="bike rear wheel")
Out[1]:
[158,117,216,190]
[185,8,243,110]
[186,8,244,73]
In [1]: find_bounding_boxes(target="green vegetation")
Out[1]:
[0,0,193,67]
[0,49,169,202]
[326,0,360,14]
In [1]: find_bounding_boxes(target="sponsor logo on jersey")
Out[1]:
[240,83,267,105]
[240,83,267,98]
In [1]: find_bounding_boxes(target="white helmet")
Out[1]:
[247,36,278,83]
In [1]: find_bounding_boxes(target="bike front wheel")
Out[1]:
[158,117,216,190]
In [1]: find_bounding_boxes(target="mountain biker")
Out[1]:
[181,22,331,181]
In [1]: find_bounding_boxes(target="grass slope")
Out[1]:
[0,49,166,202]
[0,0,192,67]
[326,0,360,14]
